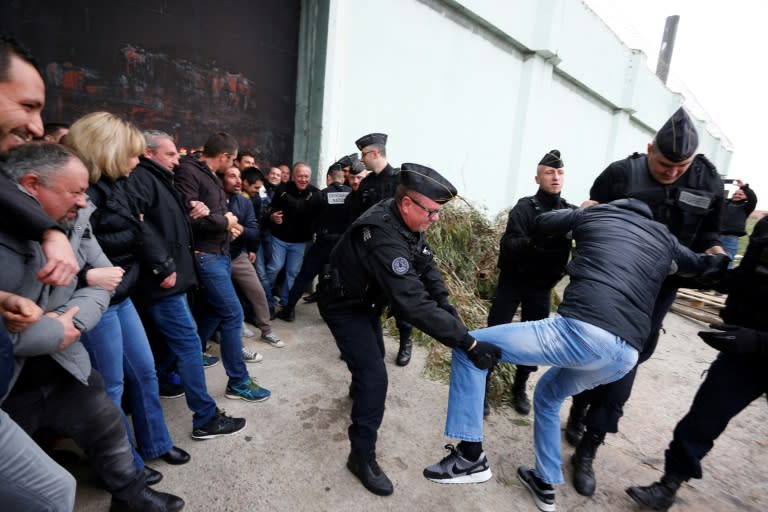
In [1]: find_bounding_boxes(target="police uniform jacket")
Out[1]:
[497,189,575,288]
[345,163,400,221]
[315,182,352,240]
[324,198,473,350]
[590,153,724,252]
[720,216,768,344]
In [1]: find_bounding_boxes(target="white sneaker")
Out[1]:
[242,347,263,363]
[261,332,285,348]
[242,324,255,338]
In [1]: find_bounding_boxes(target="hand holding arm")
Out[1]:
[0,292,43,333]
[37,229,79,285]
[45,306,82,352]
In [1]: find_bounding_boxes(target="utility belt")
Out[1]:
[318,264,378,314]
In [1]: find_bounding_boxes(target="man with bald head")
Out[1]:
[484,150,575,417]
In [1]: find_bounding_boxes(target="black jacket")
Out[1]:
[315,182,352,240]
[497,189,575,287]
[174,156,230,254]
[269,181,320,243]
[123,156,197,307]
[87,177,142,303]
[0,177,58,241]
[590,153,724,252]
[345,163,399,221]
[720,184,757,236]
[322,199,473,350]
[544,199,718,351]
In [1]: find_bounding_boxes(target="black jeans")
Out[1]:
[665,351,768,479]
[320,308,387,456]
[2,357,145,500]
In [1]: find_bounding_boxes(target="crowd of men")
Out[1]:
[0,32,764,512]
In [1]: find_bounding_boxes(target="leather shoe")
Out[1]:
[143,466,163,486]
[160,446,191,465]
[110,486,185,511]
[347,452,393,496]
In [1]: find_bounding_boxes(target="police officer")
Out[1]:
[345,133,415,366]
[277,163,351,321]
[319,163,500,496]
[568,107,727,496]
[626,215,768,510]
[485,149,575,416]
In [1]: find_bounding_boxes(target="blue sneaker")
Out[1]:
[202,353,220,369]
[225,377,271,402]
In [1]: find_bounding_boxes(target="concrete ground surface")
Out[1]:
[69,300,768,512]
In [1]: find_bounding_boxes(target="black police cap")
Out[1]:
[355,133,387,150]
[400,163,457,205]
[349,160,365,175]
[538,149,564,168]
[655,107,699,162]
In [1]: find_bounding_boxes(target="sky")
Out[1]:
[583,0,768,209]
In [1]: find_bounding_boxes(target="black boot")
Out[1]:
[564,401,588,447]
[625,474,683,511]
[276,306,295,322]
[511,369,531,415]
[571,430,604,496]
[396,338,412,366]
[110,486,185,511]
[346,452,394,496]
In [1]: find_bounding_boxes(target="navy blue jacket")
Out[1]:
[228,193,260,258]
[540,199,718,351]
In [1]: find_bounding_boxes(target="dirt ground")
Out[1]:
[70,299,767,512]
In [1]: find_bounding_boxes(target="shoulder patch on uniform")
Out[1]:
[391,256,410,275]
[362,226,372,242]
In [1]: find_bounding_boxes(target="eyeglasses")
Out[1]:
[360,150,375,158]
[406,194,441,219]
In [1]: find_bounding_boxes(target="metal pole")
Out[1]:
[656,15,680,84]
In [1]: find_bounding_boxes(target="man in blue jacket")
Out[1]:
[423,199,728,512]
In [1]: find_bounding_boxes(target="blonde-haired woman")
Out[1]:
[65,112,189,485]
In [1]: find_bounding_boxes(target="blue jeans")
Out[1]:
[0,410,76,512]
[80,299,173,465]
[445,315,638,485]
[266,236,306,307]
[194,252,248,387]
[721,235,739,268]
[144,293,218,428]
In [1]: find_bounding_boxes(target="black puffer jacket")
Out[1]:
[123,156,197,307]
[87,177,141,303]
[539,199,720,350]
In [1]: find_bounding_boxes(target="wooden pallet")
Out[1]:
[672,288,724,324]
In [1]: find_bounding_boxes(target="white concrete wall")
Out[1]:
[315,0,732,215]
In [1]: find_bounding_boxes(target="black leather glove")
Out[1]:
[695,253,731,287]
[697,323,765,354]
[464,341,501,370]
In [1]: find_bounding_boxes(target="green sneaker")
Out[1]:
[225,377,271,402]
[202,353,220,369]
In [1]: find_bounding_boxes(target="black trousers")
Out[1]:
[665,351,768,479]
[285,237,336,309]
[487,273,552,373]
[572,283,678,433]
[2,358,144,500]
[320,308,387,456]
